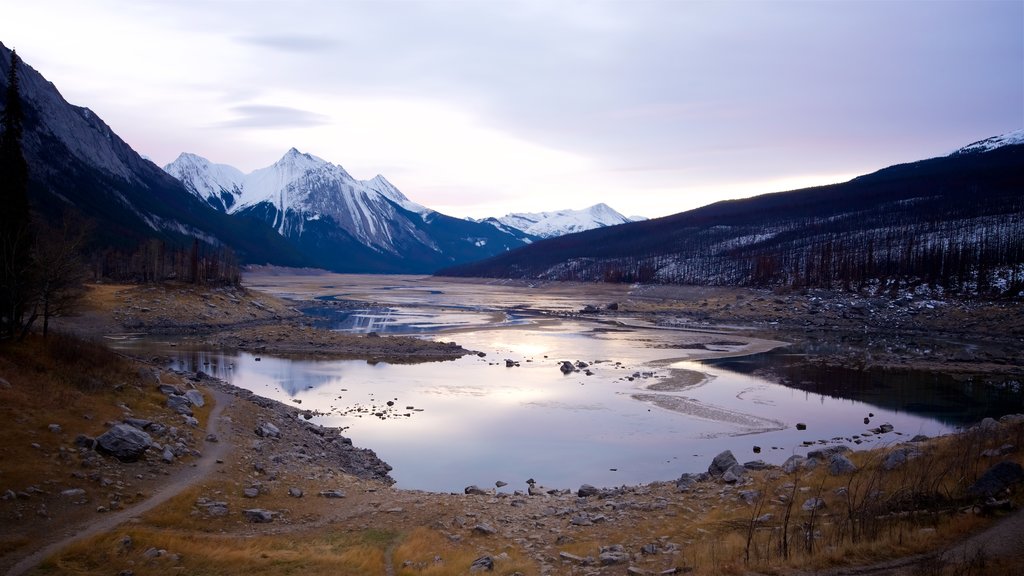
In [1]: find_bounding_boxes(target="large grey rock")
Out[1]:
[722,464,747,484]
[676,473,698,492]
[708,450,739,477]
[166,395,193,416]
[968,461,1024,497]
[184,389,205,407]
[255,422,281,438]
[95,424,153,462]
[599,544,629,565]
[828,453,858,475]
[782,455,807,474]
[243,508,275,523]
[578,484,601,497]
[464,485,488,496]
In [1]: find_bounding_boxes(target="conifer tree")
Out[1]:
[0,49,32,338]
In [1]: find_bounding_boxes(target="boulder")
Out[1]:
[161,447,175,464]
[288,487,304,498]
[828,453,858,476]
[782,455,807,474]
[184,389,205,408]
[255,422,281,438]
[470,555,494,572]
[599,544,629,565]
[559,361,575,374]
[578,484,601,497]
[708,450,739,477]
[676,473,699,492]
[464,485,488,496]
[242,508,275,523]
[95,424,153,462]
[722,464,747,484]
[166,395,193,416]
[968,461,1024,497]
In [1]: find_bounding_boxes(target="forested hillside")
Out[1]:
[441,144,1024,297]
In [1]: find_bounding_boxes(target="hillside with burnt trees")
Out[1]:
[441,143,1024,297]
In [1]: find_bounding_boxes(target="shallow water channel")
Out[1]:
[138,276,963,492]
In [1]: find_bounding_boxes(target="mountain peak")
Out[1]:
[489,203,634,239]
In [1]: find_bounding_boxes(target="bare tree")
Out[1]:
[24,215,90,337]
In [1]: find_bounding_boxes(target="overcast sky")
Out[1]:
[3,1,1021,219]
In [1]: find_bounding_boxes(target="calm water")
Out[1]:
[154,293,955,493]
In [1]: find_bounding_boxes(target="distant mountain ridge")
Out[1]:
[441,130,1024,296]
[478,203,642,240]
[164,150,530,273]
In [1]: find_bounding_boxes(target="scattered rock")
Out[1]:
[319,489,346,498]
[708,450,739,477]
[599,544,629,565]
[578,484,600,497]
[243,487,259,498]
[255,422,281,438]
[828,453,858,475]
[166,395,193,416]
[95,424,153,462]
[969,461,1024,497]
[472,523,497,535]
[559,361,575,374]
[464,485,488,496]
[470,555,494,572]
[802,498,826,512]
[242,508,275,523]
[288,487,304,498]
[184,389,205,407]
[796,423,807,430]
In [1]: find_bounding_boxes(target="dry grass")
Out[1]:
[40,526,390,575]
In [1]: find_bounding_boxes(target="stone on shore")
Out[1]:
[95,424,153,462]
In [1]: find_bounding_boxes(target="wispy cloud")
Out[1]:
[235,34,337,53]
[218,104,330,129]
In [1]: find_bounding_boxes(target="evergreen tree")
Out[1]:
[0,49,32,338]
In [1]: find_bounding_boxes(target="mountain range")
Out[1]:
[3,40,1022,292]
[1,42,635,274]
[442,131,1024,296]
[162,150,637,272]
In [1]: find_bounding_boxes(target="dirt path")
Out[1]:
[5,388,235,576]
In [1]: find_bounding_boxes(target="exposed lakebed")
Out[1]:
[116,275,971,493]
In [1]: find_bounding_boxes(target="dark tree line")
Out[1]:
[91,238,241,286]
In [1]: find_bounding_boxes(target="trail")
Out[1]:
[5,388,235,576]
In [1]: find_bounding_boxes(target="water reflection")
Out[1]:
[160,322,953,493]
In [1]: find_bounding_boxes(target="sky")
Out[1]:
[2,1,1021,219]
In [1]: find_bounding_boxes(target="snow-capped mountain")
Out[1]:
[482,203,642,240]
[951,129,1024,155]
[165,150,528,272]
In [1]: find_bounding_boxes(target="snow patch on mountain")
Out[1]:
[164,149,444,255]
[485,203,639,239]
[951,129,1024,155]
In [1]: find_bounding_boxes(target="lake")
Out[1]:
[136,275,971,493]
